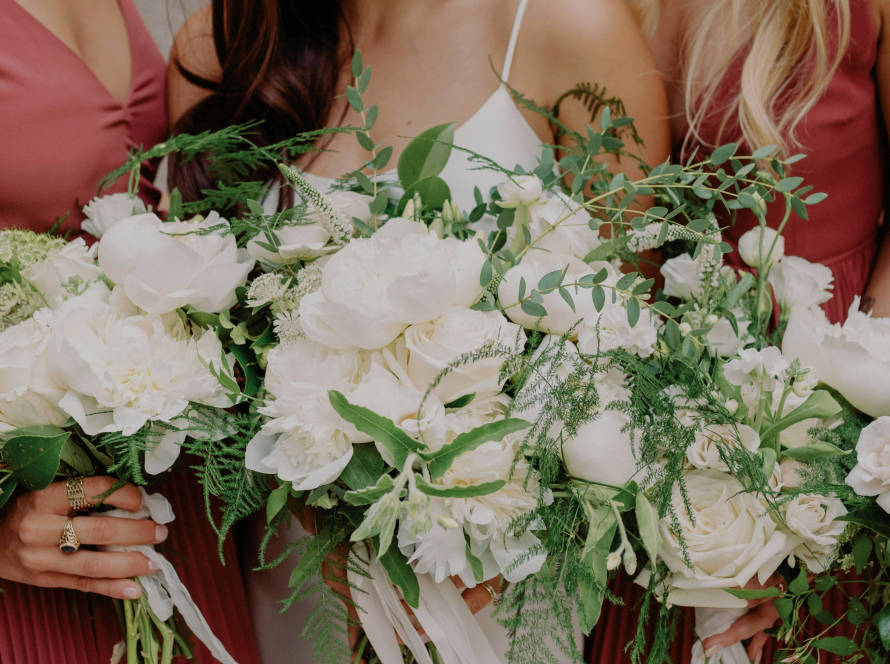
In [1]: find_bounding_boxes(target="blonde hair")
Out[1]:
[631,0,851,154]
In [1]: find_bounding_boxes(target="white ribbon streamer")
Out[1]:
[690,607,750,664]
[347,543,502,664]
[96,488,239,664]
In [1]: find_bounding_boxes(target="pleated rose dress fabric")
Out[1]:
[0,1,260,661]
[589,2,880,662]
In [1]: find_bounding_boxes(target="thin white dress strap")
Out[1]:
[501,0,530,84]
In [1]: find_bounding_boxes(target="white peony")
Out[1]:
[21,238,102,308]
[47,284,230,472]
[578,301,658,358]
[299,219,484,350]
[323,190,374,223]
[497,253,599,335]
[738,226,785,269]
[0,310,68,434]
[655,469,794,607]
[246,339,400,490]
[783,494,847,572]
[845,417,890,512]
[768,256,834,313]
[661,253,702,300]
[98,212,254,315]
[783,299,890,417]
[82,193,146,239]
[686,423,761,472]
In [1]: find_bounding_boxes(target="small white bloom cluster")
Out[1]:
[278,163,355,245]
[246,273,292,308]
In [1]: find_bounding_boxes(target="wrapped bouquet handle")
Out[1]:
[97,488,239,664]
[347,543,502,664]
[690,607,749,664]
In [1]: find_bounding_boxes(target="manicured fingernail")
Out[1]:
[705,645,722,657]
[155,525,168,542]
[123,586,140,599]
[147,560,159,572]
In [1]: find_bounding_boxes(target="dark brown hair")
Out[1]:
[170,0,351,208]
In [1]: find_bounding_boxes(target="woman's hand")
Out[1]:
[0,477,168,600]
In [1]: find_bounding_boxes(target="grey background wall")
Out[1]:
[132,0,208,61]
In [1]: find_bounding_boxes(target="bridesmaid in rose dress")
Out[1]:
[590,0,890,662]
[0,0,260,661]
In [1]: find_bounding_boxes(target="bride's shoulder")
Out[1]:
[168,5,220,126]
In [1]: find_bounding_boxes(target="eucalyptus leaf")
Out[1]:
[397,123,456,188]
[422,418,531,480]
[2,425,70,491]
[398,175,451,213]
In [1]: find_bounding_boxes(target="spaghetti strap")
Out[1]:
[501,0,530,84]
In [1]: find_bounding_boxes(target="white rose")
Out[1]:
[323,190,373,224]
[246,340,400,490]
[784,300,890,417]
[247,223,333,266]
[82,193,146,239]
[496,175,545,207]
[0,310,68,434]
[706,313,751,358]
[98,212,254,315]
[516,193,600,261]
[778,457,805,489]
[21,238,102,308]
[397,306,525,404]
[686,423,761,472]
[299,222,479,350]
[656,469,794,607]
[562,408,638,486]
[768,256,834,313]
[738,226,785,269]
[784,494,848,572]
[661,253,702,300]
[48,285,229,448]
[845,417,890,512]
[498,253,599,335]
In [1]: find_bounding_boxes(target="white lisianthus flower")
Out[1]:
[768,256,834,313]
[98,212,254,315]
[845,417,890,512]
[21,238,102,308]
[247,224,333,266]
[661,253,702,300]
[299,219,483,350]
[497,253,599,335]
[496,175,545,208]
[82,193,146,239]
[686,423,761,472]
[738,226,785,269]
[655,469,794,607]
[706,313,752,358]
[723,347,789,390]
[47,285,230,472]
[0,310,68,434]
[784,298,890,417]
[246,339,400,490]
[396,306,525,404]
[783,494,848,572]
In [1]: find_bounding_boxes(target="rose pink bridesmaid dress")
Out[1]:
[590,1,880,662]
[0,1,260,662]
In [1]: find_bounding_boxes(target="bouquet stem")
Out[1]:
[122,579,181,664]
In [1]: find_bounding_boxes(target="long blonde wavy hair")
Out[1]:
[627,0,851,153]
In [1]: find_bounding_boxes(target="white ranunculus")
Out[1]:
[98,212,254,315]
[0,310,68,434]
[247,339,400,490]
[723,347,789,390]
[845,417,890,512]
[21,238,102,308]
[784,494,848,572]
[496,175,545,208]
[783,299,890,417]
[768,256,834,313]
[47,285,229,469]
[656,469,795,607]
[686,423,761,472]
[497,253,599,335]
[247,224,333,266]
[82,193,146,239]
[397,306,525,404]
[738,226,785,269]
[661,253,702,300]
[299,221,481,350]
[706,313,751,358]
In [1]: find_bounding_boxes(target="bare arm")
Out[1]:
[866,0,890,317]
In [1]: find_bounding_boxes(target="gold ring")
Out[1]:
[66,477,92,512]
[59,519,80,553]
[481,582,498,605]
[777,580,787,594]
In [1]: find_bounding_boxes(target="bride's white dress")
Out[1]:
[246,0,583,660]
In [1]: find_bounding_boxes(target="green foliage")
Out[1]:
[2,425,70,490]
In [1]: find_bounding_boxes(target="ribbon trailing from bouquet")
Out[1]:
[690,607,749,664]
[97,488,239,664]
[347,543,502,664]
